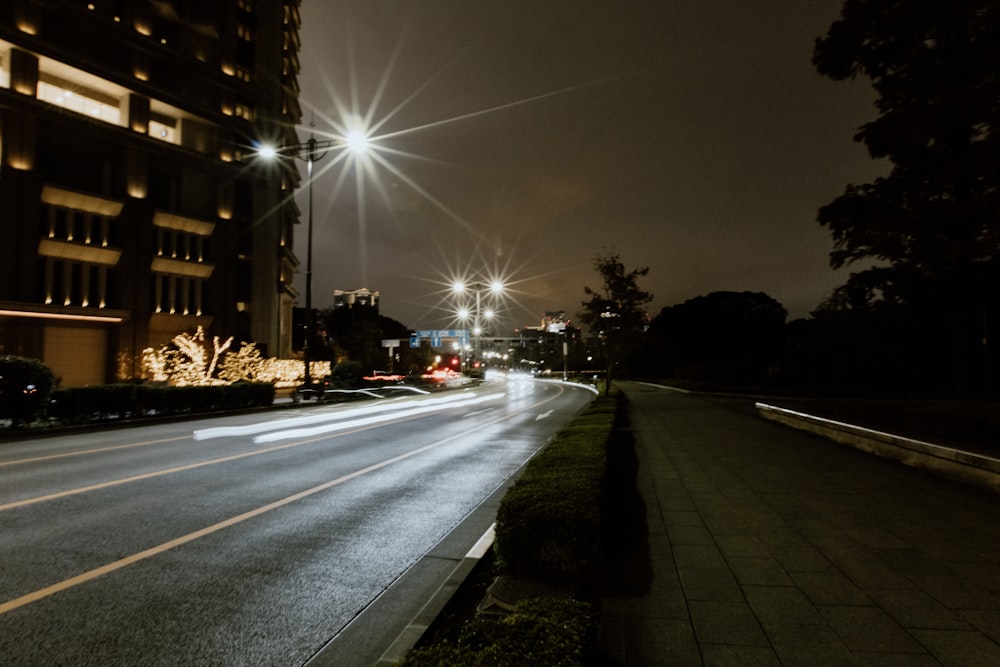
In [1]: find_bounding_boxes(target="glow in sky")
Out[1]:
[291,1,887,329]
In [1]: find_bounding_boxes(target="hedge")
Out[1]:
[45,382,276,425]
[493,390,619,589]
[404,388,622,667]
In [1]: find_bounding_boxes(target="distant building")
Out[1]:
[334,288,379,313]
[0,0,303,385]
[513,310,589,374]
[542,310,571,333]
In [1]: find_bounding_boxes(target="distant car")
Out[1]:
[363,370,405,383]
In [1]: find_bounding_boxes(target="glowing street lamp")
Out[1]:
[256,130,369,388]
[452,278,504,369]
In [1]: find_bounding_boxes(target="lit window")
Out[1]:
[234,103,254,121]
[38,81,122,125]
[149,119,177,144]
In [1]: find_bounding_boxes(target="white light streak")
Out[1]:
[192,391,504,442]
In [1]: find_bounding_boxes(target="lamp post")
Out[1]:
[257,130,368,388]
[452,279,503,371]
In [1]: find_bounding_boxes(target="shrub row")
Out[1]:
[404,388,621,666]
[493,391,619,589]
[46,382,276,425]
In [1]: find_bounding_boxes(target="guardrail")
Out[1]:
[756,402,1000,495]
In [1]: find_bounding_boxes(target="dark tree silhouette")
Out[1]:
[318,307,426,374]
[580,254,652,393]
[814,1,1000,391]
[650,291,787,386]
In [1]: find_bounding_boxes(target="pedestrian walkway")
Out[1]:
[599,382,1000,666]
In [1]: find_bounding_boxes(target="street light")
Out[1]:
[256,130,369,388]
[452,278,504,370]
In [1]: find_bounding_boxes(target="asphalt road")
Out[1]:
[0,377,595,666]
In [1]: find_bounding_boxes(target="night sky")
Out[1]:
[291,0,887,332]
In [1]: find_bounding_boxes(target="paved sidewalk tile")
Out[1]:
[678,568,744,602]
[599,384,1000,667]
[909,628,1000,664]
[742,586,824,625]
[818,606,925,653]
[762,623,857,666]
[867,588,971,630]
[689,600,769,646]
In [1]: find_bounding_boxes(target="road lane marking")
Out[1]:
[0,416,428,513]
[0,438,451,616]
[0,394,506,512]
[0,436,189,468]
[0,384,572,616]
[535,410,554,420]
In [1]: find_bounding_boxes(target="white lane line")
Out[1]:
[0,386,569,616]
[0,437,447,616]
[0,436,189,468]
[0,395,507,512]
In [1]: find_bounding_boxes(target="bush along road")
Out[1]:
[402,387,640,666]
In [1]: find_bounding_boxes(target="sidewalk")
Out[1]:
[599,382,1000,666]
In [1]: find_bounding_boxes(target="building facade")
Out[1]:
[0,0,302,386]
[333,288,379,313]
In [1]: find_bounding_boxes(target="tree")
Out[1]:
[317,307,431,376]
[580,254,652,393]
[0,355,56,428]
[814,1,1000,391]
[650,291,787,386]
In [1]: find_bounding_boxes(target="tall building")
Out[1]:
[0,0,302,386]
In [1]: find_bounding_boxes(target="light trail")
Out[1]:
[0,434,463,616]
[192,391,498,440]
[250,392,505,443]
[0,384,570,616]
[0,392,506,512]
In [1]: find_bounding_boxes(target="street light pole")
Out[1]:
[474,286,482,367]
[303,136,317,387]
[453,278,503,373]
[257,130,369,390]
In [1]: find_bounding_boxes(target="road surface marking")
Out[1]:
[0,394,511,512]
[0,438,453,615]
[535,410,554,420]
[0,384,571,615]
[0,436,189,468]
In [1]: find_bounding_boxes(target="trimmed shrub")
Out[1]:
[48,384,141,423]
[328,360,364,389]
[494,390,619,589]
[46,382,276,425]
[0,355,56,427]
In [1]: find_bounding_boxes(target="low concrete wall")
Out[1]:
[756,402,1000,495]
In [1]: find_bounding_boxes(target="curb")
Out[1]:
[375,525,495,666]
[756,402,1000,494]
